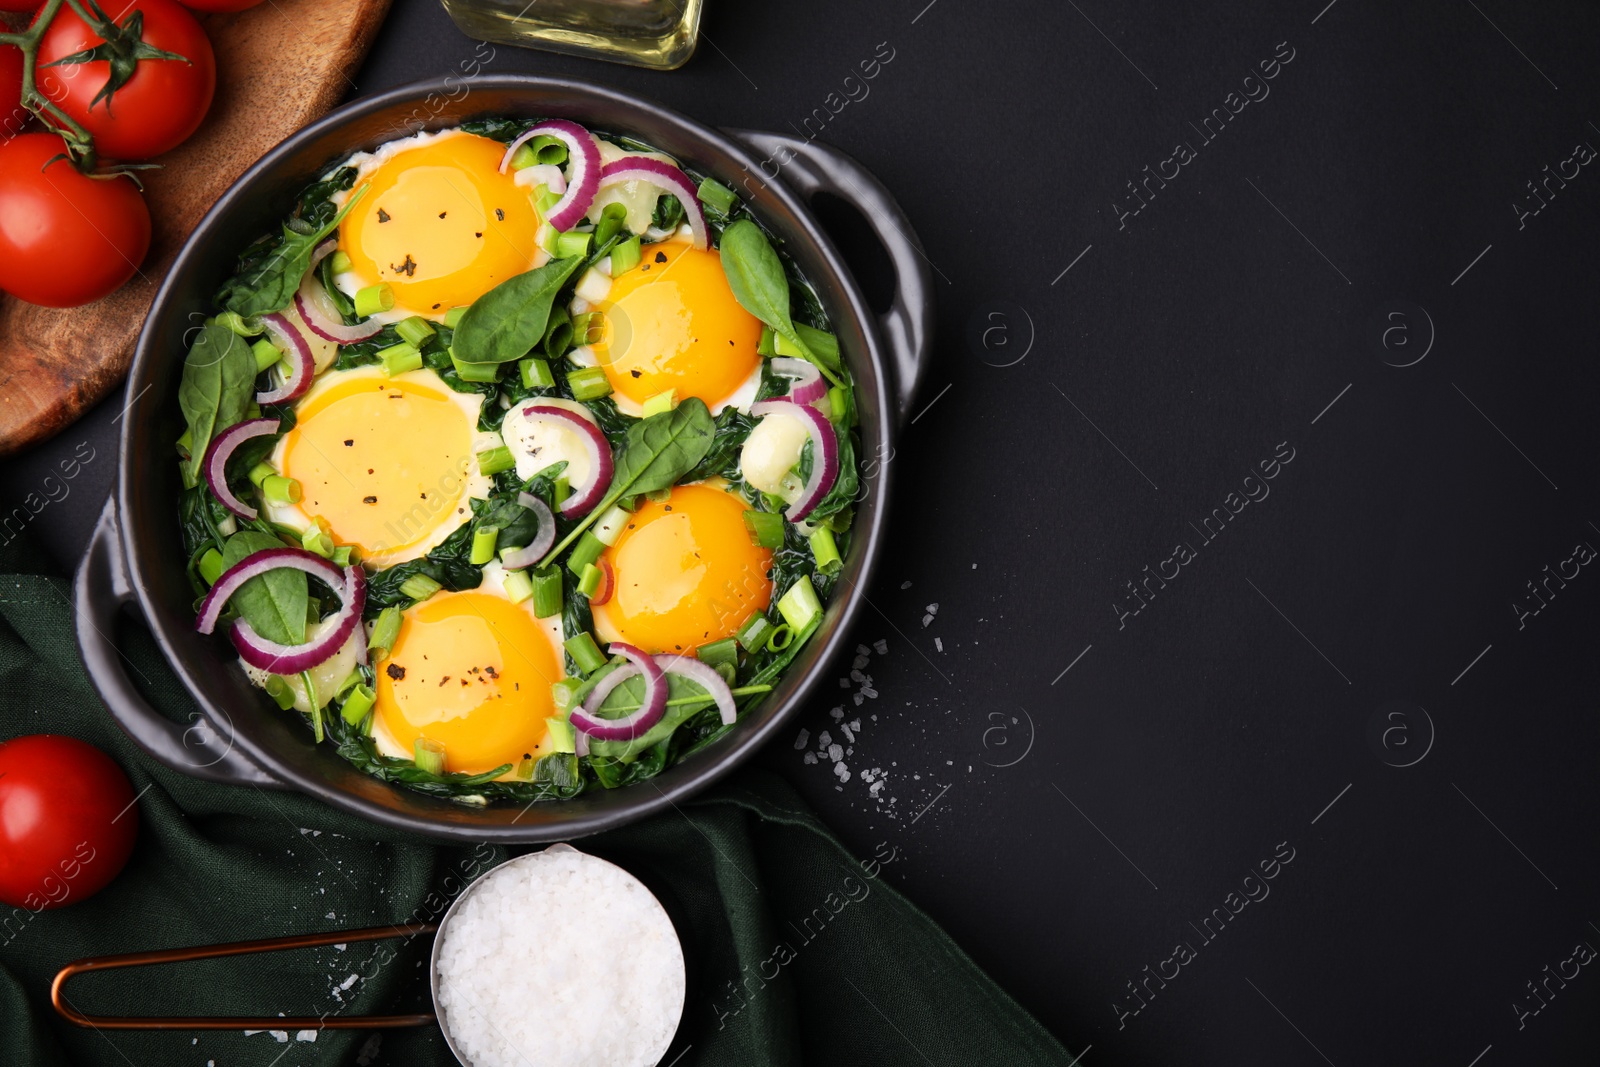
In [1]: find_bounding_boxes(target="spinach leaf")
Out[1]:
[177,321,257,484]
[220,530,306,646]
[718,220,794,337]
[683,405,755,483]
[586,671,713,762]
[363,519,481,617]
[217,187,365,317]
[452,256,583,365]
[799,429,859,521]
[539,398,717,565]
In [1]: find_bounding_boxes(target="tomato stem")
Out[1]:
[1,0,116,172]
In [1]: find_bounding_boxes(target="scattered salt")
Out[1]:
[793,728,809,750]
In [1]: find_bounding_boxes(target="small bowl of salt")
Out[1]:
[430,845,687,1067]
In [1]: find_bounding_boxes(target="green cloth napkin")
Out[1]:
[0,527,1073,1066]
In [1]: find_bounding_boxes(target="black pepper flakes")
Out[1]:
[438,676,451,687]
[363,496,378,504]
[344,439,354,446]
[654,251,667,263]
[392,255,417,277]
[386,663,406,680]
[494,208,504,221]
[438,211,447,219]
[377,208,391,223]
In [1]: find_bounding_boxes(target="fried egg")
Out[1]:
[331,130,544,322]
[573,238,764,417]
[592,483,773,655]
[370,563,568,777]
[264,366,496,566]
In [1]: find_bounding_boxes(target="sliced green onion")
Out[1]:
[452,350,500,383]
[515,755,537,781]
[571,311,602,345]
[610,235,642,275]
[477,445,515,476]
[520,356,555,389]
[765,623,794,652]
[379,341,422,376]
[736,613,774,653]
[395,316,436,347]
[470,525,500,565]
[545,717,577,754]
[644,487,671,504]
[697,637,738,670]
[328,250,353,275]
[413,737,446,775]
[567,366,611,401]
[198,548,225,586]
[757,325,775,357]
[777,577,822,631]
[825,507,853,533]
[400,574,442,602]
[531,568,562,618]
[264,674,297,710]
[552,475,571,510]
[527,134,567,165]
[577,562,603,598]
[301,526,334,558]
[743,510,785,549]
[354,283,394,318]
[502,568,534,604]
[551,678,582,714]
[262,475,301,505]
[592,504,630,546]
[773,331,804,358]
[340,683,375,726]
[697,176,738,216]
[303,670,323,743]
[809,527,842,575]
[508,142,538,170]
[251,338,281,373]
[369,605,401,660]
[566,530,605,576]
[248,461,275,488]
[246,401,262,420]
[564,632,607,674]
[555,230,591,258]
[216,311,261,337]
[641,389,676,418]
[444,306,468,329]
[795,323,841,367]
[330,545,354,567]
[594,202,628,246]
[335,670,363,700]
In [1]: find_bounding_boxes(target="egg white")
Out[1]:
[367,560,567,777]
[261,365,495,566]
[501,396,603,485]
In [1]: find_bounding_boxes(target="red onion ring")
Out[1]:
[203,417,279,520]
[655,654,737,726]
[196,548,365,675]
[521,404,613,518]
[292,238,383,344]
[749,399,839,522]
[570,643,667,741]
[769,357,827,406]
[500,119,601,233]
[497,492,557,570]
[256,312,316,404]
[596,158,707,250]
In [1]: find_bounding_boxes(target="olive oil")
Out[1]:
[438,0,703,71]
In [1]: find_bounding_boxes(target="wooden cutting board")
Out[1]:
[0,0,392,457]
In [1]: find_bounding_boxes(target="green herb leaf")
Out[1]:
[452,256,584,365]
[220,531,307,646]
[218,187,365,317]
[177,321,257,485]
[718,219,844,387]
[538,398,716,566]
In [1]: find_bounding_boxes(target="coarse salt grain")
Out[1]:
[434,849,684,1067]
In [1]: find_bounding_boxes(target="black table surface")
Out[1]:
[7,0,1600,1062]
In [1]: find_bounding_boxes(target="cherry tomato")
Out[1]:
[0,43,26,140]
[0,132,150,306]
[177,0,266,9]
[0,735,138,910]
[0,1,43,11]
[35,0,215,160]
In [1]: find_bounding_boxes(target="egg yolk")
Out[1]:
[591,241,763,408]
[375,591,562,774]
[341,133,540,319]
[281,374,474,560]
[592,484,773,654]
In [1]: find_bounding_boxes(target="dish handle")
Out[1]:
[75,496,283,788]
[725,130,934,427]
